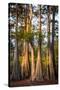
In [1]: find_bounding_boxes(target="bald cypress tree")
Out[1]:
[35,5,43,80]
[10,4,20,80]
[47,6,55,80]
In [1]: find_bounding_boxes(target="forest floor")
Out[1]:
[10,79,58,87]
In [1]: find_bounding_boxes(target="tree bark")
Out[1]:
[35,5,43,80]
[51,7,56,79]
[36,46,43,80]
[21,5,30,79]
[11,4,20,80]
[29,43,36,81]
[47,6,55,80]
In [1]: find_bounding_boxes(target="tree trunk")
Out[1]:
[43,49,49,80]
[29,43,36,81]
[46,49,49,80]
[36,46,43,80]
[21,5,30,79]
[35,5,43,80]
[51,7,56,79]
[48,48,55,80]
[21,41,30,79]
[47,6,55,80]
[11,4,20,80]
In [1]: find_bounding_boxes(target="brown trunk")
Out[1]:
[29,5,36,81]
[51,7,56,79]
[29,43,35,81]
[46,49,49,80]
[11,4,20,80]
[49,48,55,80]
[21,5,30,79]
[29,4,32,32]
[35,5,43,80]
[47,6,55,80]
[21,41,29,79]
[43,50,49,80]
[36,46,43,80]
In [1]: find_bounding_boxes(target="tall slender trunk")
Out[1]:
[11,4,20,80]
[47,6,55,80]
[35,5,43,80]
[29,5,36,81]
[51,7,56,79]
[21,5,30,79]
